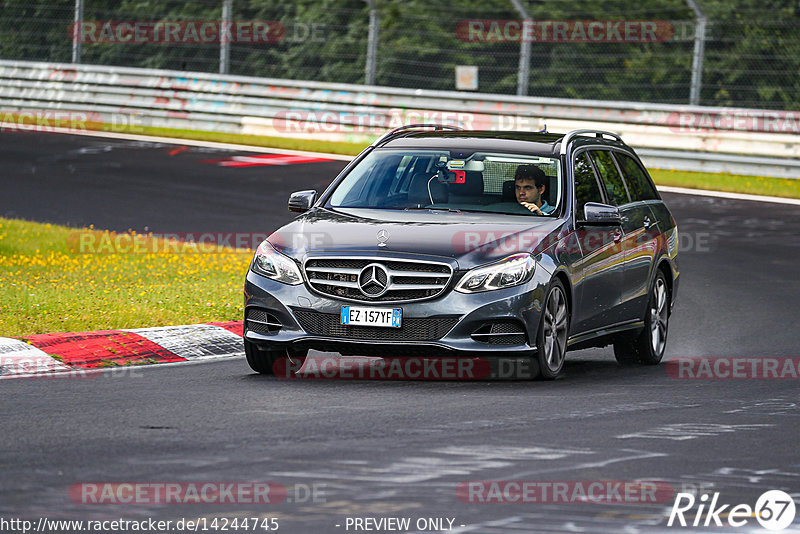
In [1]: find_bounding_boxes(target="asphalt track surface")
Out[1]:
[2,132,800,533]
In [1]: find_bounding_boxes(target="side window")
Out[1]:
[614,153,659,201]
[589,150,630,206]
[573,152,603,218]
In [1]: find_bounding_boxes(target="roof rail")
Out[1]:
[371,123,463,147]
[559,129,623,155]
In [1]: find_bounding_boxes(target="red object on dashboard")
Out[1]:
[449,170,466,183]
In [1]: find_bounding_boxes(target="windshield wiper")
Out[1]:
[404,207,462,213]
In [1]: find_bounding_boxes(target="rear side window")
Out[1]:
[614,153,659,201]
[589,150,630,206]
[573,152,603,218]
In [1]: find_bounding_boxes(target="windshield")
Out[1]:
[327,149,562,216]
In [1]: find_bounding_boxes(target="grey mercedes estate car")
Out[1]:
[243,125,679,379]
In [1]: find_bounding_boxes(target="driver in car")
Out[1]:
[515,164,555,215]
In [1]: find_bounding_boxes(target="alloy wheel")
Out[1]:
[543,285,568,371]
[650,277,668,356]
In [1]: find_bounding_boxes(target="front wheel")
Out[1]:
[536,279,569,380]
[614,271,669,365]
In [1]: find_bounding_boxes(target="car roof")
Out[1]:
[378,130,627,157]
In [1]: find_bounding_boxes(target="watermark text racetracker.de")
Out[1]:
[69,20,326,44]
[0,110,153,134]
[270,109,542,135]
[273,355,538,380]
[0,357,144,380]
[69,229,711,255]
[666,357,800,379]
[666,110,800,134]
[456,19,674,43]
[70,232,288,254]
[450,228,707,255]
[69,481,326,505]
[0,516,279,533]
[457,480,675,503]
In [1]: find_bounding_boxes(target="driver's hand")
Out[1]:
[520,202,542,214]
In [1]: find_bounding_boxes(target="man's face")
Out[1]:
[516,178,544,205]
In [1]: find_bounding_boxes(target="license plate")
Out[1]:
[340,306,402,328]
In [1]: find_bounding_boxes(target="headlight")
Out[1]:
[251,240,303,285]
[455,253,535,293]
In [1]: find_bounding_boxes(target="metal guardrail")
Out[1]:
[636,149,800,179]
[1,59,799,178]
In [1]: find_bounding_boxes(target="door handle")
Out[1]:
[613,229,623,243]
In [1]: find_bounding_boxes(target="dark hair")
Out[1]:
[514,164,547,189]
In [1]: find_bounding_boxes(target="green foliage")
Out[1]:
[1,0,799,108]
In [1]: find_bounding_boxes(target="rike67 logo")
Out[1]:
[668,490,796,530]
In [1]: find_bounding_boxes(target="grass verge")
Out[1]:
[131,125,367,155]
[648,168,800,199]
[0,217,251,338]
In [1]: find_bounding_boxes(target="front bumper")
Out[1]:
[243,268,550,356]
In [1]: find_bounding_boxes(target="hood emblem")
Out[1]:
[376,229,389,247]
[358,263,389,297]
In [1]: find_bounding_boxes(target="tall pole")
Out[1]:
[72,0,84,64]
[220,0,233,74]
[686,0,706,105]
[365,0,379,85]
[510,0,531,96]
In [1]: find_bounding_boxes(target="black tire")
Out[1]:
[536,279,569,380]
[614,271,669,365]
[244,341,307,375]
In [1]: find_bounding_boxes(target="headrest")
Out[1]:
[449,171,484,196]
[408,172,449,206]
[545,176,555,205]
[502,180,516,202]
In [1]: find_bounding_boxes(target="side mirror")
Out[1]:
[581,202,621,225]
[288,190,317,213]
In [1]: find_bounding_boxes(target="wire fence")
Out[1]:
[1,0,798,110]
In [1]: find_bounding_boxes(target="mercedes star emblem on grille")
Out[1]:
[358,263,389,297]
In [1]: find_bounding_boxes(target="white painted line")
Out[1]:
[124,324,244,361]
[0,337,71,377]
[3,353,243,380]
[0,123,355,161]
[657,185,800,206]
